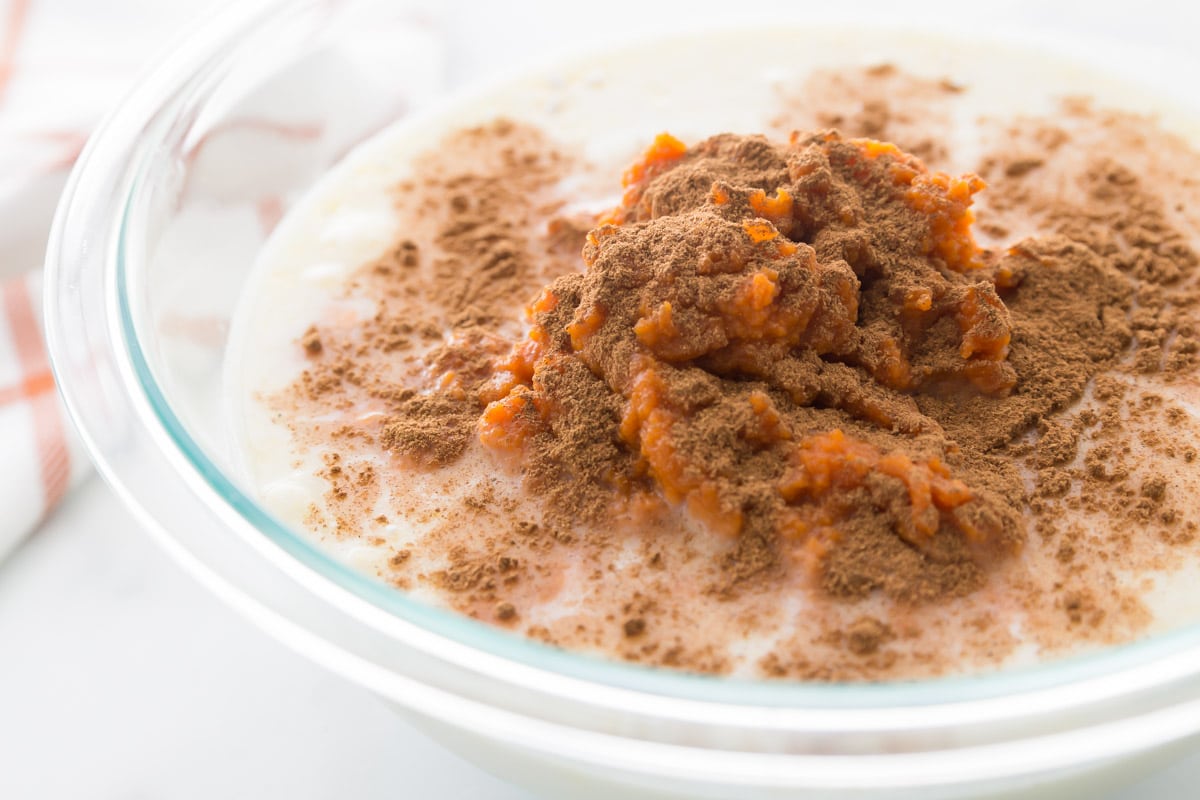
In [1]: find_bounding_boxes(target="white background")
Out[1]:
[5,1,1200,797]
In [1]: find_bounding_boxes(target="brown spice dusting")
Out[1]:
[478,129,1052,602]
[1004,158,1044,178]
[300,325,322,357]
[771,64,964,164]
[380,394,477,467]
[271,73,1200,681]
[1035,421,1078,468]
[845,616,892,656]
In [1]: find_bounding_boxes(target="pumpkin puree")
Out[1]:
[478,130,1018,572]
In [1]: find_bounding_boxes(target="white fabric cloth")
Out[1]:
[0,1,233,561]
[0,270,87,561]
[0,0,442,561]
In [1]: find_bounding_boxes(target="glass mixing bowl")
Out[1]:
[43,1,1200,797]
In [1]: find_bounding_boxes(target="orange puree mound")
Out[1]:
[602,132,689,225]
[612,356,982,553]
[620,360,745,537]
[478,385,543,454]
[608,131,1012,394]
[477,130,1023,577]
[622,132,688,188]
[778,429,974,544]
[842,136,987,273]
[748,188,795,233]
[904,171,987,272]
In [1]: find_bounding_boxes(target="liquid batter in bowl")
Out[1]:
[226,29,1200,681]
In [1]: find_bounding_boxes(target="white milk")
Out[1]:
[224,28,1200,678]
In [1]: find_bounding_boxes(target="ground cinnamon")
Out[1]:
[464,128,1135,603]
[270,73,1200,679]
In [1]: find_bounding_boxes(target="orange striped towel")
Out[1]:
[0,270,88,561]
[0,0,444,562]
[0,1,224,563]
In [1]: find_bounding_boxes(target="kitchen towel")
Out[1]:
[0,0,243,562]
[0,270,88,561]
[0,0,443,562]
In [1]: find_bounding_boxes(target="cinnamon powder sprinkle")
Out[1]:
[271,72,1200,680]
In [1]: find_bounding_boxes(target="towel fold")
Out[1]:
[0,0,445,564]
[0,0,227,563]
[0,270,88,561]
[0,0,232,562]
[0,0,451,563]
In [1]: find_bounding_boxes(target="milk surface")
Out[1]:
[224,28,1200,677]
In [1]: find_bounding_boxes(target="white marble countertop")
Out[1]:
[6,2,1200,797]
[0,477,535,798]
